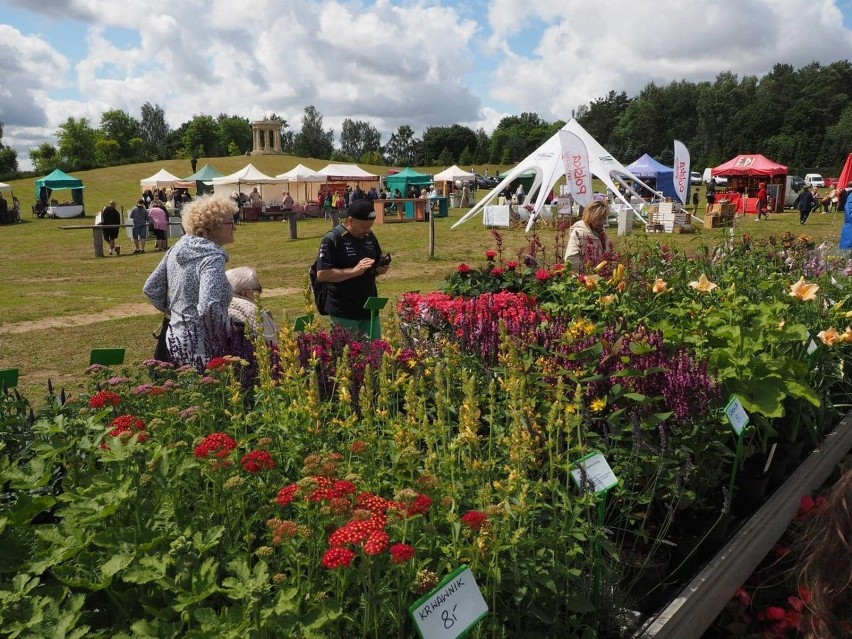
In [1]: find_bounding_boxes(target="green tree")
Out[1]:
[139,102,170,160]
[383,125,417,166]
[0,122,18,176]
[294,105,334,160]
[576,90,632,149]
[94,138,121,167]
[182,115,220,157]
[339,119,382,161]
[473,128,490,163]
[489,113,558,164]
[99,109,142,164]
[458,146,473,166]
[438,147,453,166]
[57,117,98,170]
[29,143,58,175]
[421,125,477,165]
[217,114,252,155]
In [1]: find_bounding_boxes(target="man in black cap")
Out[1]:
[793,184,816,225]
[315,199,390,338]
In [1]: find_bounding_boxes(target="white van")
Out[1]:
[804,173,825,187]
[702,168,728,187]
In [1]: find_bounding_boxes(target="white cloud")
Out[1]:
[2,0,852,169]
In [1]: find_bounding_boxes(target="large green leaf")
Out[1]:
[7,493,56,526]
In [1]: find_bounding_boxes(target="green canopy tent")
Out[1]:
[498,168,535,196]
[385,167,432,197]
[35,169,85,218]
[176,163,224,195]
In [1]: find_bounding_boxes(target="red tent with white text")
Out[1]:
[712,154,788,213]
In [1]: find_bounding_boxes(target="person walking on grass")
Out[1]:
[756,183,768,221]
[99,200,122,256]
[129,199,150,253]
[793,184,816,225]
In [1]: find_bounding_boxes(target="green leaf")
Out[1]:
[7,494,56,526]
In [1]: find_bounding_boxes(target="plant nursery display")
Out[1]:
[2,225,852,638]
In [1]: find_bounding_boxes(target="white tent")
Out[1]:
[317,163,379,183]
[432,165,476,182]
[276,164,326,203]
[140,168,182,188]
[452,119,656,231]
[212,163,287,201]
[0,182,11,190]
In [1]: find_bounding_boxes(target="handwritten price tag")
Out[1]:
[409,565,488,639]
[725,396,750,435]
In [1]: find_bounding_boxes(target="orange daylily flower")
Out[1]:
[817,327,841,346]
[652,278,668,294]
[601,294,616,304]
[583,274,600,290]
[609,264,626,284]
[789,277,819,301]
[689,274,718,293]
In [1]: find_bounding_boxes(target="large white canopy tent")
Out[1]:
[140,168,182,189]
[276,164,326,203]
[432,165,475,195]
[317,163,379,184]
[212,164,287,201]
[452,119,657,231]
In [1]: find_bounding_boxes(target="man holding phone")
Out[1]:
[315,199,391,338]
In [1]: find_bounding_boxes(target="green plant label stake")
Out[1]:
[363,296,388,341]
[89,348,125,366]
[724,395,750,514]
[0,368,19,389]
[292,314,314,333]
[408,564,488,639]
[570,451,619,601]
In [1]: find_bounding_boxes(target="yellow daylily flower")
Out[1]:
[817,327,841,346]
[689,274,718,293]
[789,277,819,301]
[652,278,668,294]
[609,263,626,284]
[594,261,608,273]
[842,327,852,343]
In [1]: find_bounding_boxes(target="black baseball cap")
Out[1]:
[348,199,376,221]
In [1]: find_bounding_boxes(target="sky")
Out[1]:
[2,0,852,170]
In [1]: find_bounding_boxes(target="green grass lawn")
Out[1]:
[1,156,846,403]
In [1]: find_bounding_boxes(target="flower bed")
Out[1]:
[2,230,852,637]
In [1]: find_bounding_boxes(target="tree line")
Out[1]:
[1,60,850,180]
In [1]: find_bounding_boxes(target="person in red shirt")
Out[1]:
[756,183,768,220]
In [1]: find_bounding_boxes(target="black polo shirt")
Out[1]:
[317,225,382,320]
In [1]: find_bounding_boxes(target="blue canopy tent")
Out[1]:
[625,154,678,200]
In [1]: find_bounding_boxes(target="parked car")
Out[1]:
[472,173,499,189]
[690,171,702,185]
[804,173,825,187]
[702,168,728,187]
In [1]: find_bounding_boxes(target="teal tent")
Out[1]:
[178,163,224,195]
[35,168,84,205]
[498,168,535,195]
[385,167,432,197]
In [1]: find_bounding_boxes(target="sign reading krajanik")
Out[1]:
[409,565,488,639]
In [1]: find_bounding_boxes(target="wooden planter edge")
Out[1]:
[641,414,852,639]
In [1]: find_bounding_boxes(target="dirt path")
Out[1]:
[3,287,301,334]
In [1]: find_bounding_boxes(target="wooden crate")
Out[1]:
[704,214,734,229]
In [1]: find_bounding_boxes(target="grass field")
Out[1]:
[0,156,846,404]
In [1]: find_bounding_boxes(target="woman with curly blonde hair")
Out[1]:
[564,200,614,272]
[144,194,238,365]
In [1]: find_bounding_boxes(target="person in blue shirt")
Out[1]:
[840,184,852,250]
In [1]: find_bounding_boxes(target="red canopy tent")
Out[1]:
[837,153,852,192]
[712,154,788,213]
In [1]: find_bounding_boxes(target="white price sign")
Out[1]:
[725,396,750,435]
[410,566,488,639]
[570,451,618,495]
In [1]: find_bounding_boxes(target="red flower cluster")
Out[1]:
[305,477,357,502]
[90,390,122,409]
[534,268,552,282]
[484,250,497,261]
[460,510,489,530]
[406,493,433,517]
[240,450,276,474]
[321,546,357,569]
[328,513,387,546]
[389,543,416,564]
[457,263,472,274]
[205,357,232,371]
[102,414,148,449]
[194,432,238,459]
[276,484,299,506]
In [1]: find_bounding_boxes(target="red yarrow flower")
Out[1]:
[240,450,276,474]
[491,267,505,276]
[535,268,551,282]
[457,263,472,274]
[194,432,238,459]
[406,493,433,517]
[322,547,357,569]
[90,390,122,409]
[460,510,489,530]
[506,260,519,270]
[363,530,390,555]
[206,356,231,371]
[102,414,148,448]
[276,484,299,507]
[484,250,497,261]
[389,543,416,564]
